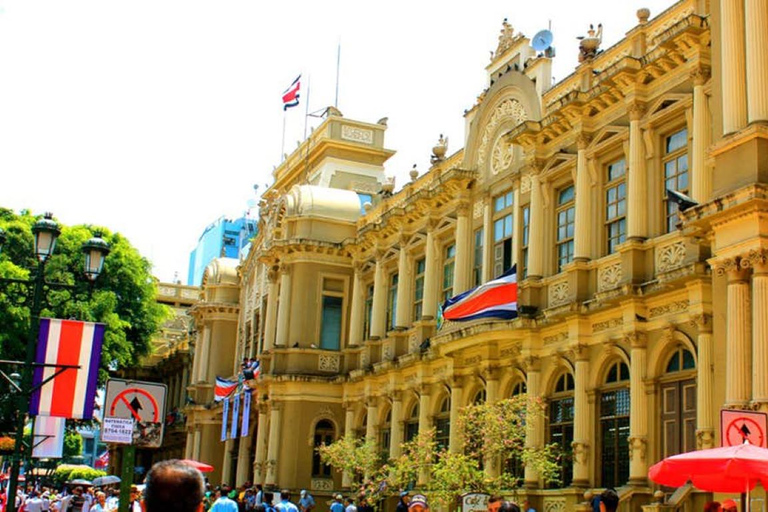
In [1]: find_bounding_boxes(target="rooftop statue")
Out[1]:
[431,134,448,164]
[492,18,518,60]
[578,23,603,62]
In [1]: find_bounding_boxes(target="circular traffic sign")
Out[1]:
[724,416,765,447]
[109,388,160,422]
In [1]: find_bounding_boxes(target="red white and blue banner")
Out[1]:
[32,416,65,459]
[30,319,105,419]
[94,450,110,469]
[441,265,518,322]
[221,396,229,442]
[230,392,240,439]
[282,75,301,110]
[215,376,237,402]
[241,390,252,438]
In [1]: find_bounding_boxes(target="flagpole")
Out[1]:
[303,74,311,141]
[335,40,341,108]
[280,110,287,162]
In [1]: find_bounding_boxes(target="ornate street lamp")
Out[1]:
[0,213,109,512]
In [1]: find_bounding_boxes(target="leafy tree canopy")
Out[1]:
[0,208,170,431]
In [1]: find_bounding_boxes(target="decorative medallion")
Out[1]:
[477,99,528,173]
[318,354,340,372]
[598,263,623,292]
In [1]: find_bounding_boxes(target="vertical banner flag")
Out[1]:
[32,416,66,459]
[221,397,230,442]
[241,390,252,438]
[282,75,301,110]
[230,392,240,439]
[30,319,105,419]
[94,450,110,469]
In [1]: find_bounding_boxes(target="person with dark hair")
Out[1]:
[487,496,503,512]
[144,459,205,512]
[703,502,722,512]
[274,490,298,512]
[498,502,521,512]
[599,489,619,512]
[211,486,239,512]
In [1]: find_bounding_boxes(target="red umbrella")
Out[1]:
[178,459,214,473]
[649,443,768,511]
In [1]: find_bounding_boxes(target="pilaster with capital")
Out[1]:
[342,404,357,488]
[528,169,544,278]
[390,392,404,459]
[523,357,542,488]
[265,403,283,486]
[572,346,590,487]
[396,243,413,329]
[263,268,279,351]
[627,104,648,240]
[691,67,712,203]
[627,331,648,485]
[481,200,493,283]
[745,0,768,123]
[365,398,379,444]
[453,201,473,295]
[349,263,366,346]
[749,249,768,405]
[275,265,292,347]
[449,377,464,452]
[574,134,592,261]
[370,251,388,338]
[417,388,432,486]
[422,221,439,320]
[692,314,715,448]
[720,0,748,134]
[254,405,269,481]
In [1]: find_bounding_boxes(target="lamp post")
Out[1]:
[0,213,110,512]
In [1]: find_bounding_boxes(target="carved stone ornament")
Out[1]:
[318,354,340,372]
[571,441,589,465]
[648,300,689,319]
[519,174,532,194]
[341,125,373,144]
[383,343,393,362]
[656,241,687,273]
[408,333,419,352]
[598,263,623,292]
[472,201,484,220]
[543,498,566,512]
[627,436,647,461]
[477,99,528,172]
[592,317,623,333]
[696,428,715,450]
[491,136,515,175]
[548,279,570,308]
[310,478,334,491]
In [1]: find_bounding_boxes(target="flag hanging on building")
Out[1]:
[221,397,230,442]
[32,416,66,459]
[215,377,238,402]
[94,450,110,469]
[441,265,518,322]
[30,319,105,419]
[241,390,252,438]
[282,75,301,110]
[230,392,240,439]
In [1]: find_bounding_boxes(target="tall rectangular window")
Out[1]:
[320,296,343,350]
[556,185,576,271]
[363,284,374,340]
[413,258,426,320]
[473,228,484,287]
[664,128,689,232]
[493,191,515,276]
[442,244,456,303]
[387,273,398,331]
[521,205,530,279]
[605,159,627,254]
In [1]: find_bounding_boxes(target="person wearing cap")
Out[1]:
[344,497,357,512]
[721,499,737,512]
[330,495,344,512]
[298,490,315,512]
[396,492,410,512]
[408,495,428,512]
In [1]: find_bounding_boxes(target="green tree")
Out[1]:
[63,430,83,460]
[0,208,169,432]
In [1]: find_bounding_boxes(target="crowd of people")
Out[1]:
[0,483,143,512]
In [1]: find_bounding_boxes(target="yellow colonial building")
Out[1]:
[184,0,768,509]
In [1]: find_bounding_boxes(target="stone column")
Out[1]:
[185,430,194,459]
[627,104,648,240]
[449,378,464,452]
[390,392,404,459]
[527,172,544,278]
[693,314,715,449]
[746,0,768,123]
[275,265,292,347]
[417,388,432,486]
[254,405,268,484]
[192,426,202,460]
[370,253,388,338]
[348,264,366,346]
[265,404,282,486]
[484,368,501,477]
[366,399,379,443]
[181,365,189,406]
[453,201,472,295]
[720,0,748,134]
[572,348,590,487]
[236,429,253,486]
[222,439,234,485]
[719,259,752,407]
[524,358,542,488]
[396,245,412,328]
[342,405,356,488]
[573,135,592,261]
[751,250,768,406]
[198,324,212,382]
[263,269,279,351]
[422,223,439,320]
[482,200,493,283]
[628,333,649,485]
[691,68,712,203]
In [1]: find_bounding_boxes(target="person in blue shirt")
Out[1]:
[330,495,345,512]
[210,486,239,512]
[274,490,299,512]
[298,491,315,512]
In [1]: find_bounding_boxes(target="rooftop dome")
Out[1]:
[284,185,363,223]
[201,257,240,287]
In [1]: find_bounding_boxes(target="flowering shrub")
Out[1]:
[0,436,14,451]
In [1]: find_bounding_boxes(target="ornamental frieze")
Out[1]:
[656,241,687,273]
[592,317,623,333]
[648,300,689,318]
[597,262,623,292]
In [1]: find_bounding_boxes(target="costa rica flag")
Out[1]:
[30,318,105,419]
[282,75,301,110]
[215,376,238,402]
[441,265,518,322]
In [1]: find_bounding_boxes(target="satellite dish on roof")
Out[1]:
[531,29,554,52]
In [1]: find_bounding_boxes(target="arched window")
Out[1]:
[356,413,367,439]
[379,409,392,461]
[600,361,630,488]
[661,347,697,458]
[472,388,487,405]
[511,380,527,397]
[404,403,419,443]
[435,396,451,450]
[312,420,335,477]
[549,373,575,488]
